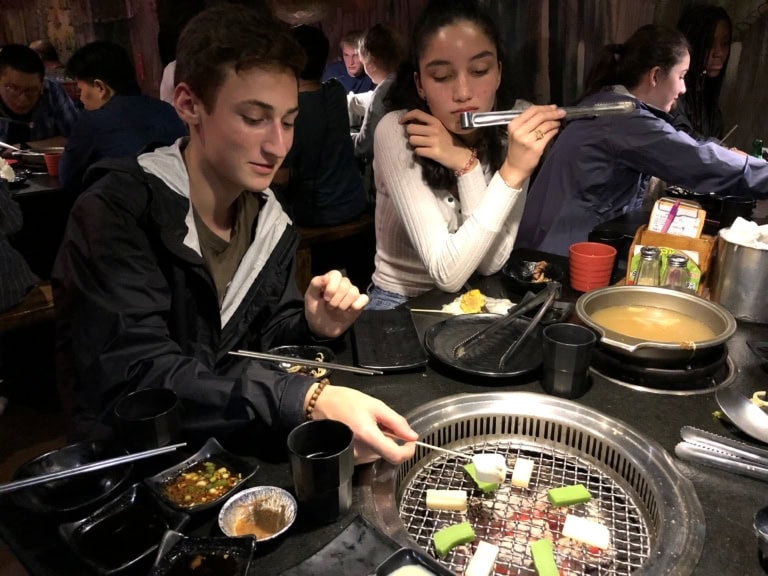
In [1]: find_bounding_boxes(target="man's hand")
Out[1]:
[305,270,369,338]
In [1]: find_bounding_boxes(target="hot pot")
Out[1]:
[575,285,736,363]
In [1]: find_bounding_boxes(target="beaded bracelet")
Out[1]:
[454,147,477,178]
[305,378,330,421]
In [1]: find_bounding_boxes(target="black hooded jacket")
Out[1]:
[52,142,318,450]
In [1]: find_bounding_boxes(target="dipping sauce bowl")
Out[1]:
[218,486,297,542]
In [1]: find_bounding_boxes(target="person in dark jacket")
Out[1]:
[516,25,768,256]
[52,5,417,464]
[59,41,187,190]
[0,178,38,312]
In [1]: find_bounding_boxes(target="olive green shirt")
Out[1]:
[193,192,262,306]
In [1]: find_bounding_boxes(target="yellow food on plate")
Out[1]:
[460,289,486,313]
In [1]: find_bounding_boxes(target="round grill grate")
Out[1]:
[398,439,650,575]
[362,392,705,576]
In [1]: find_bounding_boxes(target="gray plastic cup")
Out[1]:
[541,323,597,399]
[287,419,354,524]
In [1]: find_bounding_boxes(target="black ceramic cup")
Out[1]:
[541,323,597,399]
[286,419,354,524]
[114,388,183,453]
[719,195,755,229]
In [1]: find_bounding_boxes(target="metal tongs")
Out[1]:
[453,282,561,369]
[674,426,768,482]
[459,100,635,129]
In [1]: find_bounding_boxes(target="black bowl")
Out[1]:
[267,345,336,378]
[59,483,190,575]
[5,168,29,189]
[11,441,134,518]
[502,257,565,294]
[144,437,258,513]
[150,530,255,575]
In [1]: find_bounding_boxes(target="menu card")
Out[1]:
[648,197,705,238]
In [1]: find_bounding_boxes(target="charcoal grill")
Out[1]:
[360,392,704,575]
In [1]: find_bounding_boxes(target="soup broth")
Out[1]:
[590,305,717,342]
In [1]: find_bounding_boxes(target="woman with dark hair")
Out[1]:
[367,0,564,309]
[673,4,732,140]
[516,24,768,257]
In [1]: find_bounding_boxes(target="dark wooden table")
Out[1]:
[1,276,768,576]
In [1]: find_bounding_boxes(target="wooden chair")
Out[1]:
[295,213,375,293]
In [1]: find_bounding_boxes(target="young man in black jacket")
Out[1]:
[52,5,417,464]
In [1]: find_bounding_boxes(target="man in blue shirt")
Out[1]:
[59,41,187,190]
[320,30,374,94]
[0,44,78,148]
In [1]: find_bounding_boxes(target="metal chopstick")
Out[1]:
[230,350,383,375]
[0,442,187,495]
[459,100,636,129]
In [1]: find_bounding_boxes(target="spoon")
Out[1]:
[715,387,768,444]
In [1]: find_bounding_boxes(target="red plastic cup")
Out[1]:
[43,153,62,177]
[569,242,617,292]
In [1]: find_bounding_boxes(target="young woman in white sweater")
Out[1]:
[366,0,565,309]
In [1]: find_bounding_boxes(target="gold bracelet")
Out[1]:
[454,147,477,178]
[305,378,330,421]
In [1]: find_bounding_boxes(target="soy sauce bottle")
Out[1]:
[751,138,764,159]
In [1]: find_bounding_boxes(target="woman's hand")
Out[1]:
[500,105,566,189]
[309,385,418,465]
[305,270,368,339]
[400,109,474,172]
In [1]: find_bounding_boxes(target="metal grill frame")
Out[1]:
[360,392,705,576]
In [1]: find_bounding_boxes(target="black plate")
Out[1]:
[502,257,565,294]
[424,314,543,378]
[150,530,255,575]
[353,309,428,372]
[267,345,336,377]
[6,169,29,189]
[144,437,258,513]
[371,547,454,576]
[59,483,190,575]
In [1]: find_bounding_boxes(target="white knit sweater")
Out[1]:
[371,110,527,297]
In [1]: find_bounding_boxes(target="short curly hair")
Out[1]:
[174,4,305,112]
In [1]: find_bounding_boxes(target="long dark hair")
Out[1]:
[581,25,690,101]
[677,4,731,138]
[385,0,516,190]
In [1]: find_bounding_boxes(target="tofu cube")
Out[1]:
[511,457,535,488]
[465,540,499,576]
[425,489,468,511]
[472,453,508,484]
[561,514,610,550]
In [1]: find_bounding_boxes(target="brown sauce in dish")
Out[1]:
[162,461,242,507]
[232,500,287,539]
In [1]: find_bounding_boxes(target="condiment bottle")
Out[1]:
[661,253,690,290]
[635,246,661,286]
[751,138,764,159]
